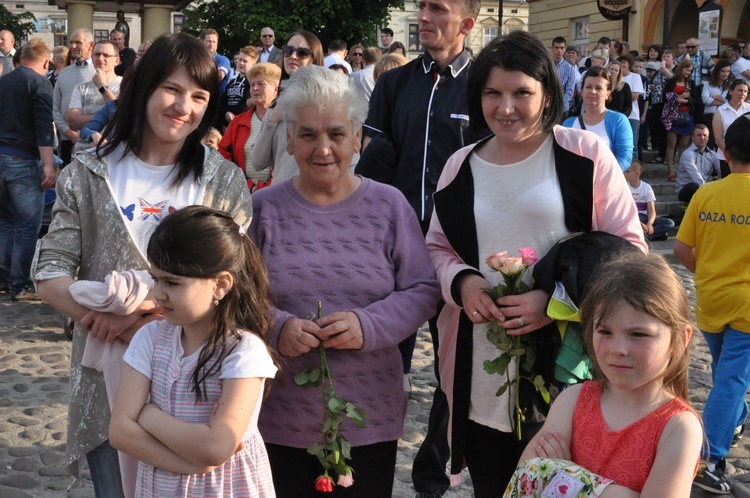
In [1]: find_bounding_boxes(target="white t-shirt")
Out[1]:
[622,72,644,120]
[732,57,750,85]
[568,115,611,149]
[106,144,206,255]
[468,135,571,432]
[124,321,278,381]
[628,180,655,215]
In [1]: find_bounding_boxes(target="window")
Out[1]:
[408,24,422,52]
[487,8,495,13]
[571,17,589,57]
[484,26,498,45]
[95,30,109,43]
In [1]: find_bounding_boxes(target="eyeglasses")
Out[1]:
[93,52,118,59]
[686,45,698,49]
[261,34,274,38]
[282,45,312,59]
[351,52,363,56]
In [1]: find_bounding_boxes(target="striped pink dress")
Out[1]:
[125,321,277,497]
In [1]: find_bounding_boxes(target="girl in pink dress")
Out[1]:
[110,206,278,497]
[505,253,702,497]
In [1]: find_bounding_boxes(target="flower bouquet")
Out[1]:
[482,248,551,440]
[294,302,367,491]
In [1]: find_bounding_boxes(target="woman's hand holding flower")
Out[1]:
[317,312,364,350]
[458,273,505,324]
[278,317,321,357]
[496,289,552,335]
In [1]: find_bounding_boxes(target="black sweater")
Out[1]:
[0,66,54,160]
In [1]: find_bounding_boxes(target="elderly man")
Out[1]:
[676,124,720,204]
[110,29,135,76]
[258,27,281,63]
[200,29,231,93]
[0,38,56,300]
[66,41,121,145]
[357,1,489,496]
[677,38,715,121]
[0,30,15,77]
[53,28,95,166]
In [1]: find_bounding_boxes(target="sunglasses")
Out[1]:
[282,45,312,59]
[686,45,698,49]
[351,52,363,56]
[261,34,274,38]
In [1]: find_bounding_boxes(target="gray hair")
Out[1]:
[278,65,368,129]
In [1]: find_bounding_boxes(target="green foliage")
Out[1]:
[0,5,36,42]
[180,0,405,57]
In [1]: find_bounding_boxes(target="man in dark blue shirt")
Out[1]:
[0,38,56,300]
[357,1,488,496]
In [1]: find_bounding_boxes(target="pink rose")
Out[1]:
[506,256,524,274]
[314,474,334,492]
[486,251,508,273]
[337,471,354,488]
[518,247,538,267]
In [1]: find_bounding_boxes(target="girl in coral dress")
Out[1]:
[505,253,702,498]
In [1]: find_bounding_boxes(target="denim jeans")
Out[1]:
[0,154,45,293]
[701,327,750,463]
[629,118,641,159]
[86,439,125,497]
[638,212,675,240]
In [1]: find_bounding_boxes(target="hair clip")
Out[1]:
[238,224,246,236]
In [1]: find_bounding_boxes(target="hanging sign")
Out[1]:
[597,0,633,20]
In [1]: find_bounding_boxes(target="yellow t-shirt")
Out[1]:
[676,173,750,333]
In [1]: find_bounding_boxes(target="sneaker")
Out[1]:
[693,462,732,494]
[732,423,745,447]
[11,286,40,301]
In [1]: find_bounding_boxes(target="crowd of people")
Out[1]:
[1,1,750,496]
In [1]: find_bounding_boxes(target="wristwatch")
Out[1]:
[98,86,107,94]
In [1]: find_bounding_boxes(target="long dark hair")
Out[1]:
[467,31,563,132]
[708,59,733,90]
[147,206,275,401]
[98,33,220,187]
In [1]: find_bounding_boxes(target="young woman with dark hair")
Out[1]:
[35,33,253,497]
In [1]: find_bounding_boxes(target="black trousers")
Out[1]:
[464,420,526,498]
[266,440,397,497]
[412,308,451,495]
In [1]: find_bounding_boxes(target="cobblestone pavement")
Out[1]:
[2,260,750,497]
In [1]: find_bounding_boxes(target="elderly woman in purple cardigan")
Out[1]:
[249,65,440,496]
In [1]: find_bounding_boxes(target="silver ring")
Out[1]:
[518,317,525,327]
[472,311,479,317]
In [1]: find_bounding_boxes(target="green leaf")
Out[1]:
[294,371,310,386]
[328,397,343,413]
[509,346,526,356]
[483,359,497,375]
[340,438,352,459]
[309,368,321,383]
[347,406,367,427]
[306,442,323,456]
[495,354,511,375]
[495,384,508,397]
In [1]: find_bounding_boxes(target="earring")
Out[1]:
[214,299,220,306]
